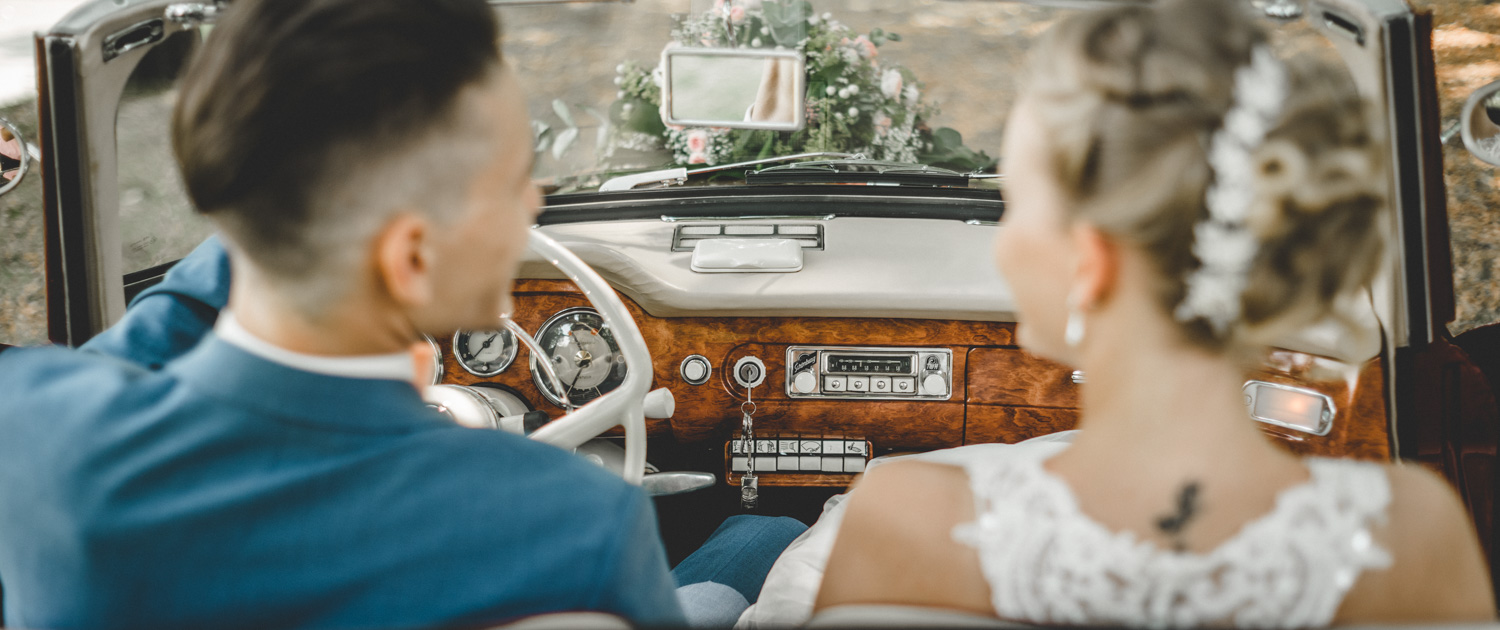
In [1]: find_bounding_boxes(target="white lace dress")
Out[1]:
[954,450,1394,629]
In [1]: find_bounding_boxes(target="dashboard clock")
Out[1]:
[453,328,520,377]
[530,307,628,408]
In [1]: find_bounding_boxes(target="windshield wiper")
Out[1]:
[597,152,861,192]
[747,159,971,187]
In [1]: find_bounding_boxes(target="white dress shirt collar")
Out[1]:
[214,311,416,382]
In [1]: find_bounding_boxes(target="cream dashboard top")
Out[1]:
[521,218,1382,364]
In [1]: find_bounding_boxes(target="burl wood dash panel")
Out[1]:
[437,279,1011,446]
[439,279,1392,480]
[962,348,1391,460]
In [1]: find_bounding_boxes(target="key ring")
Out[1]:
[741,401,757,417]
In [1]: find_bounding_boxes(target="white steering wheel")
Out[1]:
[426,229,653,484]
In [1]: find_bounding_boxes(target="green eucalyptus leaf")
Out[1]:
[552,127,579,161]
[583,106,611,153]
[552,99,576,128]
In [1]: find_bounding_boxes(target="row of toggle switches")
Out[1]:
[729,437,869,474]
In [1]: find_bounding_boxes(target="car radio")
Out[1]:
[784,346,953,400]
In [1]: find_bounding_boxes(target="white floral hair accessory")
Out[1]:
[1174,46,1290,336]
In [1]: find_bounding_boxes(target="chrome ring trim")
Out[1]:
[452,328,519,378]
[529,306,620,408]
[679,354,712,386]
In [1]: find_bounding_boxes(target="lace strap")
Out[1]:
[1304,457,1392,527]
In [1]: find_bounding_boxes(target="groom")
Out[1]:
[0,0,801,628]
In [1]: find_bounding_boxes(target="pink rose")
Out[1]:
[0,137,18,181]
[854,35,877,58]
[689,152,708,164]
[874,113,892,134]
[686,130,709,153]
[729,6,746,23]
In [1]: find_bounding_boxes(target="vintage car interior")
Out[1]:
[3,0,1500,623]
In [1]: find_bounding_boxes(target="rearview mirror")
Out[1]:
[1461,79,1500,166]
[661,47,805,131]
[0,117,30,197]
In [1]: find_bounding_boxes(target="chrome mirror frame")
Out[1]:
[0,117,32,197]
[1461,79,1500,167]
[660,46,806,132]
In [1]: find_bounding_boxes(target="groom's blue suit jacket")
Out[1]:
[0,237,685,629]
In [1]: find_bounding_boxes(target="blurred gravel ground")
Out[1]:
[1,0,1498,345]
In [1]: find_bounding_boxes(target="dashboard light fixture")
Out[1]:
[1243,381,1335,436]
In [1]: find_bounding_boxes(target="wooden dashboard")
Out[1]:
[436,279,1392,481]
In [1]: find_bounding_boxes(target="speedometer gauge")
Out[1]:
[453,328,519,377]
[530,307,627,407]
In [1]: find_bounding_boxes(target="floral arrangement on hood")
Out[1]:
[606,0,995,173]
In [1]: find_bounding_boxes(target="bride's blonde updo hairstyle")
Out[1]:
[1026,0,1386,354]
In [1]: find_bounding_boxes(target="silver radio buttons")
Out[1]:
[848,376,870,392]
[792,371,818,394]
[870,376,891,393]
[824,376,847,391]
[922,373,948,397]
[892,377,915,394]
[680,355,711,385]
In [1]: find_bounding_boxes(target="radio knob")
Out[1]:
[922,373,948,397]
[792,371,817,394]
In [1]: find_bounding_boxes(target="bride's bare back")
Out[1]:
[816,0,1494,624]
[816,448,1493,625]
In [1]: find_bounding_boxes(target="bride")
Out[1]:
[812,0,1495,626]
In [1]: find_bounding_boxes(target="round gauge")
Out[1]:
[453,328,519,377]
[530,307,627,408]
[421,334,444,386]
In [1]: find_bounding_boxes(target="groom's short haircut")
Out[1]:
[173,0,503,312]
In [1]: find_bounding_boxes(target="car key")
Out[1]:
[740,393,758,510]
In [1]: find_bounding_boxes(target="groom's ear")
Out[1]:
[374,213,436,309]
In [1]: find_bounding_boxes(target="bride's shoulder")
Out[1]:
[816,459,992,615]
[1335,461,1496,623]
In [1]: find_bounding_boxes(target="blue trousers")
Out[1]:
[671,515,807,627]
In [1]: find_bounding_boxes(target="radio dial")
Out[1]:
[922,373,948,398]
[792,371,817,394]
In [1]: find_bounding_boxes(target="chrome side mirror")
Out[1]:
[0,117,32,197]
[661,47,806,132]
[1461,79,1500,166]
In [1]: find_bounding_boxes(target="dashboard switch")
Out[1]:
[733,356,767,389]
[680,355,711,385]
[922,374,948,398]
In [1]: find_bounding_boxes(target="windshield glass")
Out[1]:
[504,1,1345,196]
[504,0,1067,193]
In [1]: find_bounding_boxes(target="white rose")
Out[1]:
[881,69,903,100]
